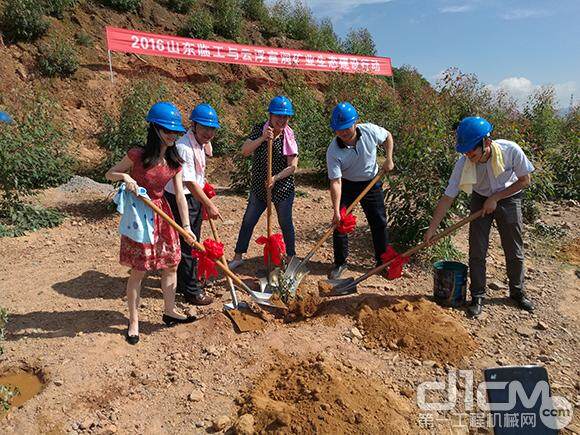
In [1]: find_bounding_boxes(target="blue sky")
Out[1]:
[303,0,579,108]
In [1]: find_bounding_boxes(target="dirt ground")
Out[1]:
[0,170,579,434]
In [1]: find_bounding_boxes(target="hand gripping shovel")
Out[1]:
[136,194,285,309]
[284,168,387,294]
[318,210,484,297]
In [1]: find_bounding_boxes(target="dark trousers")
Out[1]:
[333,178,389,266]
[164,191,203,296]
[234,192,296,257]
[469,191,525,299]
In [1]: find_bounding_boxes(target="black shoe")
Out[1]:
[162,314,198,326]
[125,323,139,345]
[467,297,483,317]
[510,294,535,312]
[184,292,214,306]
[328,263,348,280]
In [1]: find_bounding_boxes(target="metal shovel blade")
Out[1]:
[284,255,303,278]
[318,277,357,297]
[223,302,266,333]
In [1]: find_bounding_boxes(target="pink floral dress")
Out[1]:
[119,148,182,271]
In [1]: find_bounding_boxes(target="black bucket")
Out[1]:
[433,261,468,307]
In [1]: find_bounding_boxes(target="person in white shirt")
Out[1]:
[424,116,535,317]
[164,103,221,306]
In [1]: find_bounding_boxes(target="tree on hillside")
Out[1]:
[308,18,342,53]
[342,28,376,56]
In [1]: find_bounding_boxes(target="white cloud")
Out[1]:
[440,5,472,13]
[485,77,577,109]
[500,9,551,20]
[292,0,394,20]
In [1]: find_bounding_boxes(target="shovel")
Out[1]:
[284,168,388,293]
[206,218,266,332]
[319,210,484,297]
[136,194,285,309]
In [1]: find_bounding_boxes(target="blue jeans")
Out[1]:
[234,192,296,257]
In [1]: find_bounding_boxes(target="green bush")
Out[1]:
[75,31,93,47]
[0,0,49,42]
[179,8,213,39]
[241,0,267,21]
[0,101,73,236]
[225,80,246,105]
[213,0,243,40]
[342,28,376,56]
[38,40,79,77]
[98,80,166,175]
[165,0,196,14]
[42,0,77,19]
[285,2,317,41]
[307,18,341,52]
[99,0,141,12]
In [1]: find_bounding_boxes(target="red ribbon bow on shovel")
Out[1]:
[201,183,217,221]
[380,245,410,280]
[192,238,224,281]
[337,207,357,234]
[256,234,286,267]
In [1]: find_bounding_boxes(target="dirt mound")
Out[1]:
[285,280,322,322]
[355,297,477,365]
[238,354,416,434]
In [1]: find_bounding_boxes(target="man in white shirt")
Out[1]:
[165,103,221,306]
[424,116,535,317]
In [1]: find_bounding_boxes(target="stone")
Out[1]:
[400,387,414,398]
[422,360,437,368]
[188,390,204,402]
[516,326,534,337]
[349,327,363,340]
[212,415,231,432]
[535,321,549,331]
[488,281,506,291]
[233,414,255,435]
[195,421,205,428]
[54,379,64,386]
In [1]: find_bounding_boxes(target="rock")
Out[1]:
[54,379,64,386]
[535,321,549,331]
[422,360,437,368]
[516,326,534,337]
[233,414,255,435]
[349,327,363,340]
[488,281,506,291]
[388,341,398,350]
[188,389,204,402]
[106,424,117,433]
[195,421,205,428]
[400,387,414,398]
[212,415,231,432]
[537,355,552,363]
[204,346,219,356]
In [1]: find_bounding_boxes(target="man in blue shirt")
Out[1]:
[424,117,535,317]
[326,102,395,279]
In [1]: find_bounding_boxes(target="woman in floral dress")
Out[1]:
[106,102,197,344]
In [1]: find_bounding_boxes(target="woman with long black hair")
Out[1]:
[106,102,197,344]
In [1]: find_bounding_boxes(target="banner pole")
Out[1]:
[108,50,114,83]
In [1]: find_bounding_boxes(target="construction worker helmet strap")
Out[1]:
[189,103,220,128]
[330,102,359,131]
[455,116,493,153]
[268,96,295,116]
[146,102,186,133]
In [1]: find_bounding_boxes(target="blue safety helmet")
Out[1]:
[189,103,220,128]
[146,102,186,133]
[0,111,14,124]
[330,102,358,131]
[268,96,295,116]
[455,116,493,153]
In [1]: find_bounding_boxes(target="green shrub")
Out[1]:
[307,18,341,52]
[165,0,196,14]
[75,31,93,47]
[42,0,77,19]
[213,0,243,40]
[0,0,49,42]
[285,1,317,41]
[225,80,246,105]
[342,28,376,56]
[0,101,73,236]
[241,0,267,21]
[179,8,213,39]
[99,0,141,12]
[98,80,166,175]
[38,40,79,77]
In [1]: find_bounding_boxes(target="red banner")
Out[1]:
[106,26,392,76]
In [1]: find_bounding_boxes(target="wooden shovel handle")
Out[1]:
[266,138,273,238]
[137,194,253,294]
[305,168,386,260]
[351,209,484,287]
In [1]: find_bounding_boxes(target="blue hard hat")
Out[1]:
[268,95,295,116]
[330,102,358,131]
[0,111,14,124]
[189,103,220,128]
[455,116,493,153]
[146,102,186,133]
